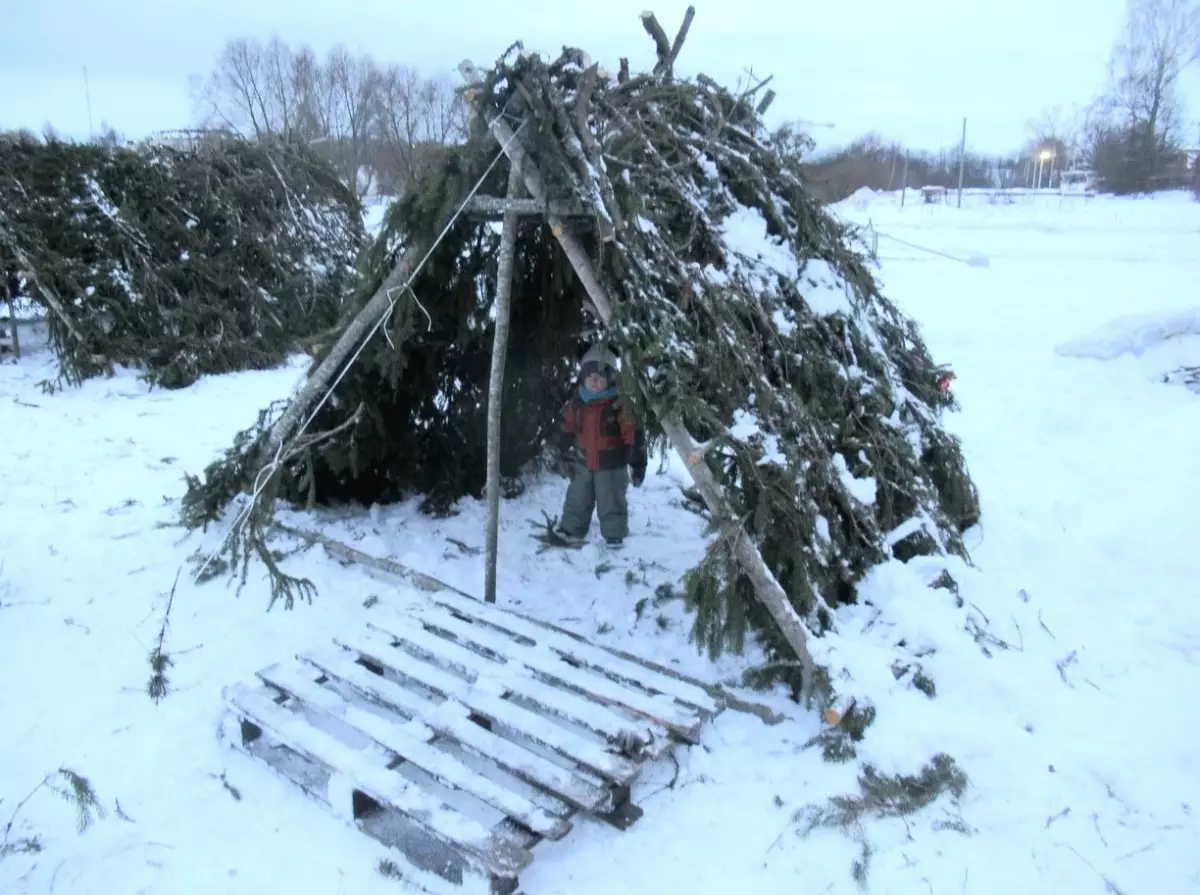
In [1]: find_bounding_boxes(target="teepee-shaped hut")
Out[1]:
[184,8,979,710]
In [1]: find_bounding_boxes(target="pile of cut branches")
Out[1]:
[181,10,979,711]
[459,24,979,686]
[0,133,364,388]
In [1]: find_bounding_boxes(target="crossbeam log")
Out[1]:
[464,196,593,217]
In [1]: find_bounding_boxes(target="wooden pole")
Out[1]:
[956,117,967,209]
[6,296,18,359]
[900,150,909,207]
[257,236,433,471]
[484,165,524,604]
[473,101,817,693]
[466,196,589,217]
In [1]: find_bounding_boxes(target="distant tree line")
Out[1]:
[189,36,469,199]
[794,133,1002,204]
[796,0,1200,202]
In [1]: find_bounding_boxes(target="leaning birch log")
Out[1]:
[483,165,524,604]
[466,91,817,693]
[255,234,434,473]
[274,523,473,597]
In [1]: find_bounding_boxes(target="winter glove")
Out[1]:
[630,463,646,487]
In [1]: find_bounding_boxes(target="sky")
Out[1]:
[2,0,1198,156]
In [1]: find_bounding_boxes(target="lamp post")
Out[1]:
[1036,148,1054,189]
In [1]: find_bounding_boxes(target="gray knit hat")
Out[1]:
[579,343,618,378]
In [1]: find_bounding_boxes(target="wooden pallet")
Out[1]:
[222,592,724,894]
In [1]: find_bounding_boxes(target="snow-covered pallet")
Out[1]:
[222,591,724,894]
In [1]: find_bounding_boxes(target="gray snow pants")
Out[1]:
[560,463,629,540]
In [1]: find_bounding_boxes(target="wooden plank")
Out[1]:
[223,682,532,879]
[299,648,585,818]
[417,591,720,715]
[257,662,570,840]
[299,646,613,814]
[395,605,702,743]
[337,630,641,786]
[367,613,671,752]
[270,522,722,716]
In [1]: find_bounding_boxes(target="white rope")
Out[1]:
[191,112,528,584]
[874,231,989,267]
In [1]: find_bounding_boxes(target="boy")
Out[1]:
[555,344,647,548]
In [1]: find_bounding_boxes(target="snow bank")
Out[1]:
[844,186,876,211]
[1055,307,1200,361]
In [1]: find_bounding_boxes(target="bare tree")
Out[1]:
[1024,104,1084,166]
[192,37,468,197]
[374,65,468,193]
[289,45,330,142]
[191,37,303,139]
[1093,0,1200,190]
[323,45,383,197]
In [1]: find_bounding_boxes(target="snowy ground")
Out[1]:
[3,191,1200,895]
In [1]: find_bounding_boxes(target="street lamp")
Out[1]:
[1036,148,1055,189]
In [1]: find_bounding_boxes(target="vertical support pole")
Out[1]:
[8,297,18,359]
[484,165,523,604]
[956,117,967,208]
[900,151,909,208]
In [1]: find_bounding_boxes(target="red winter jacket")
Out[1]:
[562,396,646,473]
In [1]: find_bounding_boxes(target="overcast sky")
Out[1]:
[2,0,1198,156]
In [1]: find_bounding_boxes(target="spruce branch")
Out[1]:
[146,567,179,703]
[793,754,969,887]
[1,769,104,860]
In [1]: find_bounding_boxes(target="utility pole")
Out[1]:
[900,150,909,207]
[956,117,967,208]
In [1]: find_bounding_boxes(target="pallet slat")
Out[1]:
[223,682,532,878]
[392,605,701,743]
[337,630,641,785]
[416,591,720,715]
[256,662,571,840]
[299,646,614,814]
[367,612,671,752]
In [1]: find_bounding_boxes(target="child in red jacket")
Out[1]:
[555,344,646,548]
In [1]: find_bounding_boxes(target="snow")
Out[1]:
[831,453,877,506]
[1055,307,1200,361]
[362,198,391,237]
[800,257,854,317]
[717,202,854,321]
[728,409,787,468]
[720,205,797,279]
[5,192,1200,895]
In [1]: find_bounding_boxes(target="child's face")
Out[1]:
[584,370,609,391]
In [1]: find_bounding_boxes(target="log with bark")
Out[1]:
[255,237,434,475]
[483,165,524,604]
